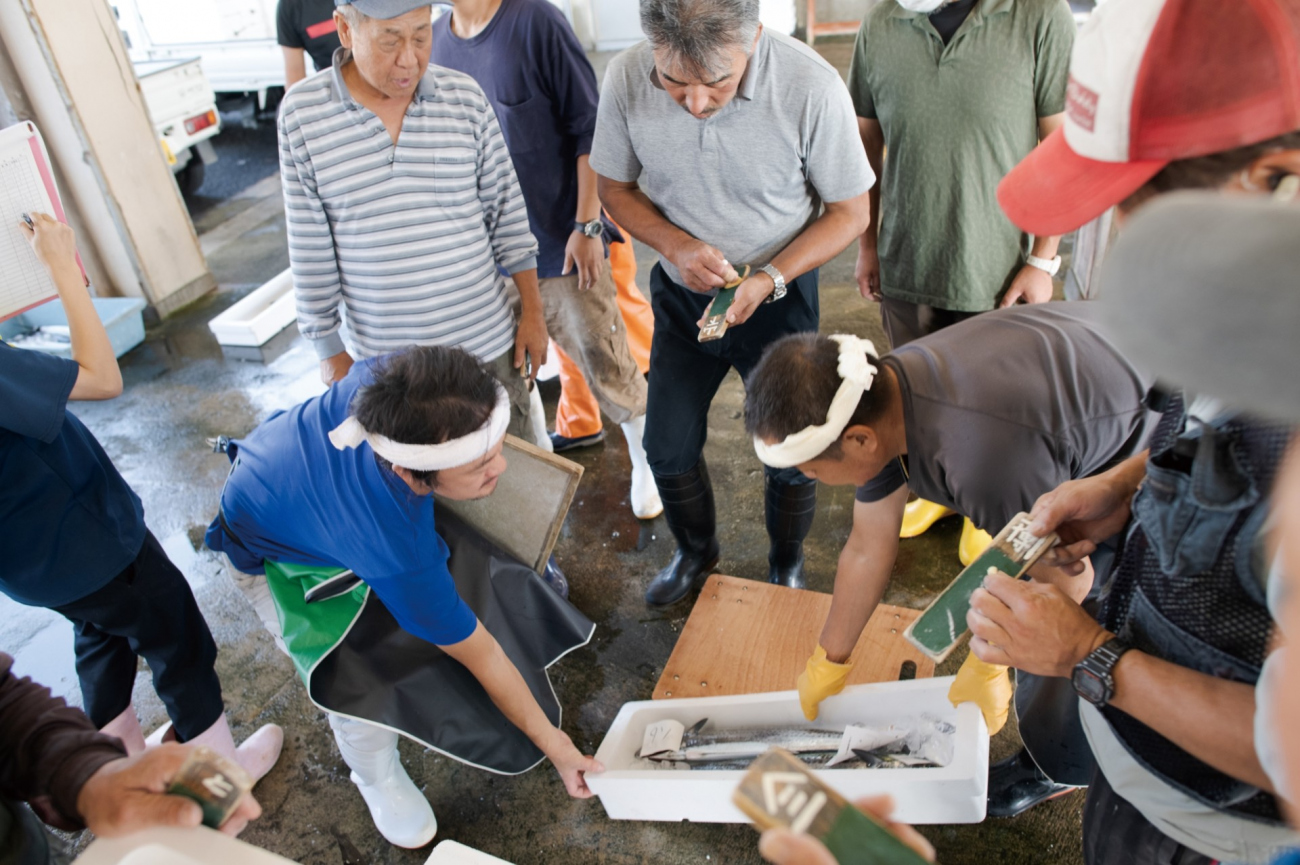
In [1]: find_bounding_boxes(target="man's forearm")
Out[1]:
[1108,651,1272,791]
[820,491,907,662]
[511,269,544,318]
[444,625,559,750]
[858,118,884,250]
[575,156,602,224]
[1030,233,1063,260]
[771,192,871,282]
[598,179,694,261]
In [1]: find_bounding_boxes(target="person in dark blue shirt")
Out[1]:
[430,0,662,522]
[0,214,282,785]
[205,344,602,848]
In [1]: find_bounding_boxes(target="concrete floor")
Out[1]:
[0,38,1088,865]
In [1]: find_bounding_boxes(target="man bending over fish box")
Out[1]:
[205,345,600,849]
[742,304,1154,758]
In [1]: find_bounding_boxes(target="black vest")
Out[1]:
[1099,396,1293,824]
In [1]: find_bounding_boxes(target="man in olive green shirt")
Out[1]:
[848,0,1075,346]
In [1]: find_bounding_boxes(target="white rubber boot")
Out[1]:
[330,715,436,849]
[528,386,554,453]
[621,415,663,519]
[100,704,146,755]
[185,713,284,784]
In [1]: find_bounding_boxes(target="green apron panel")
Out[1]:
[262,561,367,687]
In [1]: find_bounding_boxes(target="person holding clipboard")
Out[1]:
[0,214,283,785]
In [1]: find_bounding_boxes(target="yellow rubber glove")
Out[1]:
[947,652,1013,736]
[797,645,853,721]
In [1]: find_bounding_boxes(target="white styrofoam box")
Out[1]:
[207,268,297,347]
[0,297,147,359]
[425,840,516,865]
[588,676,988,825]
[75,826,298,864]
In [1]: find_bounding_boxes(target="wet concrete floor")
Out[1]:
[0,38,1086,865]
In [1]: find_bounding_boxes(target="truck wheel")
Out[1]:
[178,158,206,196]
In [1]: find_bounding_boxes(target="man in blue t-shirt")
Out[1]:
[206,344,601,848]
[0,214,281,783]
[430,0,661,522]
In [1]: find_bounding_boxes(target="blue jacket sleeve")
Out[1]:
[365,565,479,646]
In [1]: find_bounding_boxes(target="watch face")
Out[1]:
[1072,668,1107,704]
[584,222,603,238]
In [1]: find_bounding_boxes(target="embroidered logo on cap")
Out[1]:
[1067,76,1100,132]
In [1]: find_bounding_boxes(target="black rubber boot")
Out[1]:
[986,748,1078,818]
[766,478,817,589]
[645,461,720,606]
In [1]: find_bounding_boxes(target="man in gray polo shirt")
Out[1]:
[743,303,1153,726]
[280,0,547,439]
[591,0,873,606]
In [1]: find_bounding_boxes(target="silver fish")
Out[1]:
[641,718,843,764]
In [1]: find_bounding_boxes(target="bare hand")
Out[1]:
[669,237,739,293]
[76,743,263,838]
[1000,264,1055,307]
[696,273,774,331]
[20,212,79,276]
[544,730,604,798]
[1029,474,1136,575]
[855,243,881,302]
[320,351,355,386]
[758,795,934,864]
[563,231,605,292]
[514,310,549,382]
[967,570,1111,677]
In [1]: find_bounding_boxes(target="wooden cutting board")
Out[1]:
[653,575,935,700]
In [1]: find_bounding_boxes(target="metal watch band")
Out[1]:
[760,263,786,303]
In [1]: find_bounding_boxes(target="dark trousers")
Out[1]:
[51,531,224,741]
[644,262,819,486]
[880,297,981,348]
[1083,768,1216,865]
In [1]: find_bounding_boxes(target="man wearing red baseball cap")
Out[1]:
[975,0,1300,860]
[999,0,1300,237]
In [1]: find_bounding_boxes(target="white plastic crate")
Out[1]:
[588,676,988,825]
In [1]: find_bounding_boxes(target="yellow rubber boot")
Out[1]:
[959,517,994,567]
[948,653,1013,736]
[900,498,956,539]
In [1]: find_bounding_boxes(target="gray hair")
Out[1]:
[640,0,761,77]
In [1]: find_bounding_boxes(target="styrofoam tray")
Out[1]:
[207,268,297,347]
[588,676,988,824]
[74,826,298,864]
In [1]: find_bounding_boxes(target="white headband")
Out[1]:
[328,386,511,472]
[752,334,878,469]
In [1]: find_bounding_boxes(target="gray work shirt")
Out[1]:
[856,303,1154,533]
[590,30,874,286]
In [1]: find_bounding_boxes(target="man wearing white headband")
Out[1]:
[205,346,601,848]
[744,304,1152,746]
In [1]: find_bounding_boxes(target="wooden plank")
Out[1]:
[653,576,935,700]
[438,434,582,573]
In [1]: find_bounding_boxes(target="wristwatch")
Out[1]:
[1072,636,1132,707]
[760,263,787,303]
[575,219,604,239]
[1025,253,1062,276]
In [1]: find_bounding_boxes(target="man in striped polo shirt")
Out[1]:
[278,0,548,439]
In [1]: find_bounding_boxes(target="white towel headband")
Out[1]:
[328,386,511,472]
[752,334,878,469]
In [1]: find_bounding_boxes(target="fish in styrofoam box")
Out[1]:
[587,676,988,824]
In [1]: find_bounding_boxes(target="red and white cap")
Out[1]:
[998,0,1300,236]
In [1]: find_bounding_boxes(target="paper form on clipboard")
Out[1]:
[0,121,80,323]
